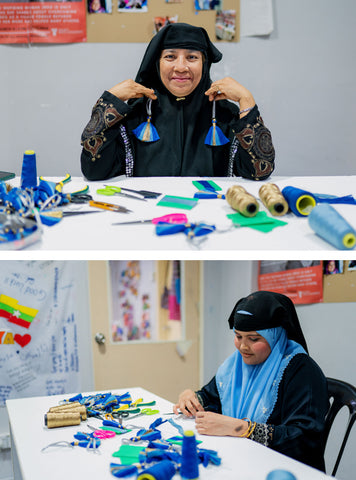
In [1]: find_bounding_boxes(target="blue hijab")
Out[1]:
[216,291,308,423]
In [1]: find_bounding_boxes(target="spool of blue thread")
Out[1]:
[281,186,316,216]
[266,470,297,480]
[308,203,356,250]
[21,150,37,189]
[180,430,199,480]
[137,460,176,480]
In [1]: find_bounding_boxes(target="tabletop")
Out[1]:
[2,175,356,255]
[6,387,334,480]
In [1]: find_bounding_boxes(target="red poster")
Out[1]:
[0,1,86,44]
[258,261,323,305]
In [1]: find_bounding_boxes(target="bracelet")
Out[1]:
[247,421,257,438]
[239,106,254,115]
[238,418,252,438]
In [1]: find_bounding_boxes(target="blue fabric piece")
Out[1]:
[215,327,306,423]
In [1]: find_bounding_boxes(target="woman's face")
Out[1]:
[234,330,272,365]
[159,48,203,97]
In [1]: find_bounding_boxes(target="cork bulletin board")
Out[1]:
[323,261,356,303]
[86,0,240,43]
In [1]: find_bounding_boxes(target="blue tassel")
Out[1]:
[110,463,138,478]
[132,99,160,143]
[205,100,229,146]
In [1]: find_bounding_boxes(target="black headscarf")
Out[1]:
[227,291,309,353]
[125,23,239,176]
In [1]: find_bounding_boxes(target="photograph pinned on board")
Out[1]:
[323,260,343,275]
[194,0,221,11]
[154,15,178,33]
[215,9,236,41]
[118,0,147,11]
[347,260,356,271]
[88,0,111,13]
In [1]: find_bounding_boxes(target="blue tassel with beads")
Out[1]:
[132,98,160,142]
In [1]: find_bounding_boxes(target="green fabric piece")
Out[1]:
[227,211,288,232]
[112,444,144,464]
[157,195,198,210]
[192,180,222,191]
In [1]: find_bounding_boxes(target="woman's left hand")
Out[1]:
[205,77,255,113]
[195,411,249,437]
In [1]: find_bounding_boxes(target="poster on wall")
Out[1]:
[0,261,80,406]
[0,0,87,44]
[109,260,157,343]
[258,260,323,305]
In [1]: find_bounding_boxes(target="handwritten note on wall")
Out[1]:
[0,261,80,406]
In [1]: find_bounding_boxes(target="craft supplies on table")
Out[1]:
[7,386,335,480]
[2,171,356,251]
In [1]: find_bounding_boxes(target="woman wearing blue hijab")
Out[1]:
[174,291,329,471]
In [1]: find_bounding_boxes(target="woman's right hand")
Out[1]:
[173,389,205,417]
[108,79,157,102]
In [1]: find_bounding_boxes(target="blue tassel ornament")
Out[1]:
[205,100,229,146]
[132,99,160,143]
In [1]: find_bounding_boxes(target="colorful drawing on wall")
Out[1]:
[215,9,236,41]
[258,260,323,305]
[118,0,147,12]
[88,0,112,13]
[0,0,87,44]
[109,261,156,342]
[0,261,81,407]
[154,15,178,33]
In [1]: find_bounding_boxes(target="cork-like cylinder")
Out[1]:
[44,412,81,428]
[258,183,289,216]
[226,185,259,217]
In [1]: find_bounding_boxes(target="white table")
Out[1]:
[6,387,334,480]
[3,175,356,254]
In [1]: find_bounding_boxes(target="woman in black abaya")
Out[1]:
[81,23,275,179]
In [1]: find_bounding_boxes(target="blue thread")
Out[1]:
[281,186,316,216]
[180,431,200,480]
[137,460,176,480]
[308,203,356,250]
[21,150,37,189]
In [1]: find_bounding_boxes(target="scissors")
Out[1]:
[89,200,132,213]
[119,187,161,199]
[127,408,159,419]
[112,213,188,226]
[97,186,147,202]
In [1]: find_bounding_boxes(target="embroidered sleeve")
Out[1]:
[80,91,132,180]
[249,423,274,447]
[81,93,127,161]
[233,106,275,180]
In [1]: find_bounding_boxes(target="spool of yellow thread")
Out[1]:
[49,403,87,420]
[44,412,81,428]
[226,185,259,217]
[258,183,289,216]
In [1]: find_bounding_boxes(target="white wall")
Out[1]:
[202,260,356,480]
[1,0,356,178]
